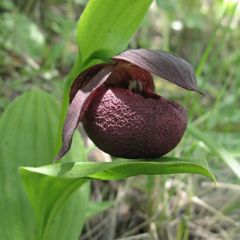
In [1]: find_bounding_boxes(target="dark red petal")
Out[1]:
[55,65,113,160]
[70,63,110,102]
[113,49,202,93]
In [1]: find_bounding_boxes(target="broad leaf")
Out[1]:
[76,0,153,64]
[114,49,202,93]
[20,157,215,229]
[0,89,89,240]
[20,157,215,181]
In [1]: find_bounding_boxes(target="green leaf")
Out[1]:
[20,157,215,181]
[187,124,240,179]
[0,89,89,240]
[19,157,215,234]
[76,0,153,64]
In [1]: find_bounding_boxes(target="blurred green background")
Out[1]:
[1,0,240,239]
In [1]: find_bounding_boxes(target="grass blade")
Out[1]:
[187,124,240,178]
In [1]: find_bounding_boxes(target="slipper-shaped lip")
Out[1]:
[82,86,188,158]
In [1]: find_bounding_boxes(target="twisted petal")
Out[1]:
[56,65,113,160]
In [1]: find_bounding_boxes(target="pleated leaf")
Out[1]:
[0,89,89,240]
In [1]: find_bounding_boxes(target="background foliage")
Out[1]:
[1,0,240,239]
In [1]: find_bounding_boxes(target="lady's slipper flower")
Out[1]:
[56,49,201,160]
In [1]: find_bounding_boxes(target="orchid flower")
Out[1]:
[56,49,201,160]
